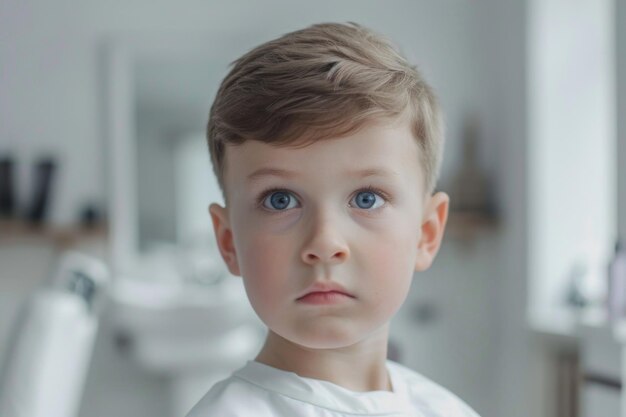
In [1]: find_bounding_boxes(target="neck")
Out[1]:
[254,325,393,392]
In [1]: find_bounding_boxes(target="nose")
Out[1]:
[300,210,350,266]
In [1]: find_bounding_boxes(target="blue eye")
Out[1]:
[351,190,385,210]
[261,190,298,211]
[258,187,388,212]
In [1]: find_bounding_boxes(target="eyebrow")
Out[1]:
[246,167,400,183]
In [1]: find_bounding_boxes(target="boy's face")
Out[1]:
[209,118,449,350]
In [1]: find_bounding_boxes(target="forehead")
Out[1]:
[223,118,423,192]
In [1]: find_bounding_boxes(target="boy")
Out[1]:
[186,22,481,417]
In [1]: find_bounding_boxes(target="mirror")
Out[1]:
[134,56,223,250]
[103,34,245,275]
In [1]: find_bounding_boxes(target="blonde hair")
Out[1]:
[207,22,444,202]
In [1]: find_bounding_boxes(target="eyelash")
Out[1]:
[254,185,392,212]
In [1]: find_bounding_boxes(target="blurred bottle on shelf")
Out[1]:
[607,239,626,321]
[448,114,497,218]
[0,156,16,219]
[26,157,57,225]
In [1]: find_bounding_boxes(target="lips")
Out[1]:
[296,281,355,300]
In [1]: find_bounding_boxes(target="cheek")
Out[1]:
[360,224,416,307]
[236,233,295,312]
[238,219,297,264]
[362,215,417,273]
[367,242,414,294]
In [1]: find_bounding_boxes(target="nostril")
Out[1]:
[333,252,347,261]
[315,251,347,263]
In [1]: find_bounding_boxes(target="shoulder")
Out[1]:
[184,375,276,417]
[388,360,482,417]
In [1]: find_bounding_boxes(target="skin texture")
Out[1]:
[209,116,449,393]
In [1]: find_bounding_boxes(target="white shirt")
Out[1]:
[185,359,481,417]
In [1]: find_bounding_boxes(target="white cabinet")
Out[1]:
[579,324,622,416]
[583,385,621,417]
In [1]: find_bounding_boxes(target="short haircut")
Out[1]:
[207,22,444,203]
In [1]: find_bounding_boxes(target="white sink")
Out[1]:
[109,274,264,374]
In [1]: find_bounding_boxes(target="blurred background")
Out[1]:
[0,0,625,416]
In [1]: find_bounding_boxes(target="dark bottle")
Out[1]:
[0,156,16,218]
[26,158,56,225]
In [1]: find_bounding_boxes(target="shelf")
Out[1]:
[0,220,107,248]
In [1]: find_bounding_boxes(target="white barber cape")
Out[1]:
[185,359,481,417]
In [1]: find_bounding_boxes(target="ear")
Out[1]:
[208,203,241,276]
[414,192,450,271]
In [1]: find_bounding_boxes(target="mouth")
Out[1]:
[296,281,355,303]
[296,291,355,305]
